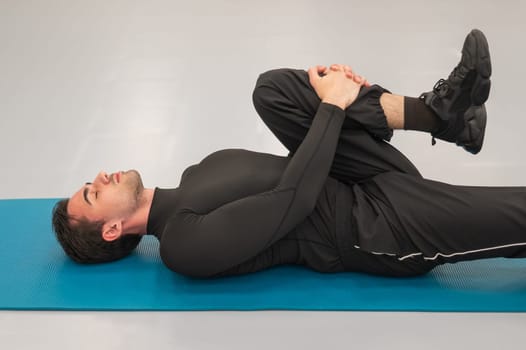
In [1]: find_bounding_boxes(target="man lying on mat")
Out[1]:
[53,29,518,279]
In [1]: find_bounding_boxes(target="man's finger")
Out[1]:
[316,65,329,77]
[308,66,320,86]
[343,65,353,73]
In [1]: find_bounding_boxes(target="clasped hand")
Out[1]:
[308,64,370,110]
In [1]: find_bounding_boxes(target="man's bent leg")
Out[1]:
[253,68,422,184]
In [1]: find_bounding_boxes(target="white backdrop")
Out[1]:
[1,0,525,200]
[2,2,526,350]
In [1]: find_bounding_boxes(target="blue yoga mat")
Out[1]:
[1,198,526,312]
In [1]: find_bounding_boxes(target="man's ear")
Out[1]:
[102,220,123,242]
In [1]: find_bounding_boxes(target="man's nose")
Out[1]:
[95,171,111,185]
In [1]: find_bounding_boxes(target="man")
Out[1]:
[54,29,521,280]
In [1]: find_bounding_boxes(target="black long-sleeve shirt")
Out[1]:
[146,102,348,278]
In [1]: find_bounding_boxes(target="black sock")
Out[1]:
[404,96,444,133]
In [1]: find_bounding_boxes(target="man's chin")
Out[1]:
[125,169,141,178]
[124,169,144,195]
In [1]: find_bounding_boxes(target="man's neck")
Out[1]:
[122,188,155,236]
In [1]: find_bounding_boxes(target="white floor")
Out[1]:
[2,311,526,350]
[2,1,526,349]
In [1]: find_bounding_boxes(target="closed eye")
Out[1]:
[83,183,92,206]
[83,182,98,205]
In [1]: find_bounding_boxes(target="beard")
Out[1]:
[122,169,145,210]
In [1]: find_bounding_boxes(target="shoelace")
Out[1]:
[450,64,470,81]
[433,79,452,98]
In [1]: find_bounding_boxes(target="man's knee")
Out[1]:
[252,69,286,114]
[255,68,292,88]
[252,68,308,112]
[254,68,307,93]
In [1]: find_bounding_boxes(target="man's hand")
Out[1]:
[308,65,367,110]
[316,64,371,87]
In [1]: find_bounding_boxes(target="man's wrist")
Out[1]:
[321,97,346,110]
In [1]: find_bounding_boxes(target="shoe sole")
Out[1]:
[466,29,492,105]
[458,104,487,154]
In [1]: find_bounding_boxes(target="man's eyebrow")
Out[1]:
[83,183,92,206]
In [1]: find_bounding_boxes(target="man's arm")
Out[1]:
[158,68,365,278]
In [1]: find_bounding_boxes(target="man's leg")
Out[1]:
[356,172,526,267]
[253,68,423,185]
[252,30,491,183]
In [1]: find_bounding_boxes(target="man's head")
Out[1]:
[52,170,146,263]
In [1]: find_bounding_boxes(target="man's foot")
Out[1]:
[420,29,492,154]
[451,104,487,154]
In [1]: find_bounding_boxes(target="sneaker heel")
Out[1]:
[460,105,487,154]
[471,76,491,105]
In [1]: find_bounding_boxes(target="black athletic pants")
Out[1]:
[256,68,526,276]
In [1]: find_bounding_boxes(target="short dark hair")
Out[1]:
[51,199,143,264]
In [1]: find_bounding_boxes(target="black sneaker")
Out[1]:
[421,29,492,154]
[434,104,487,154]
